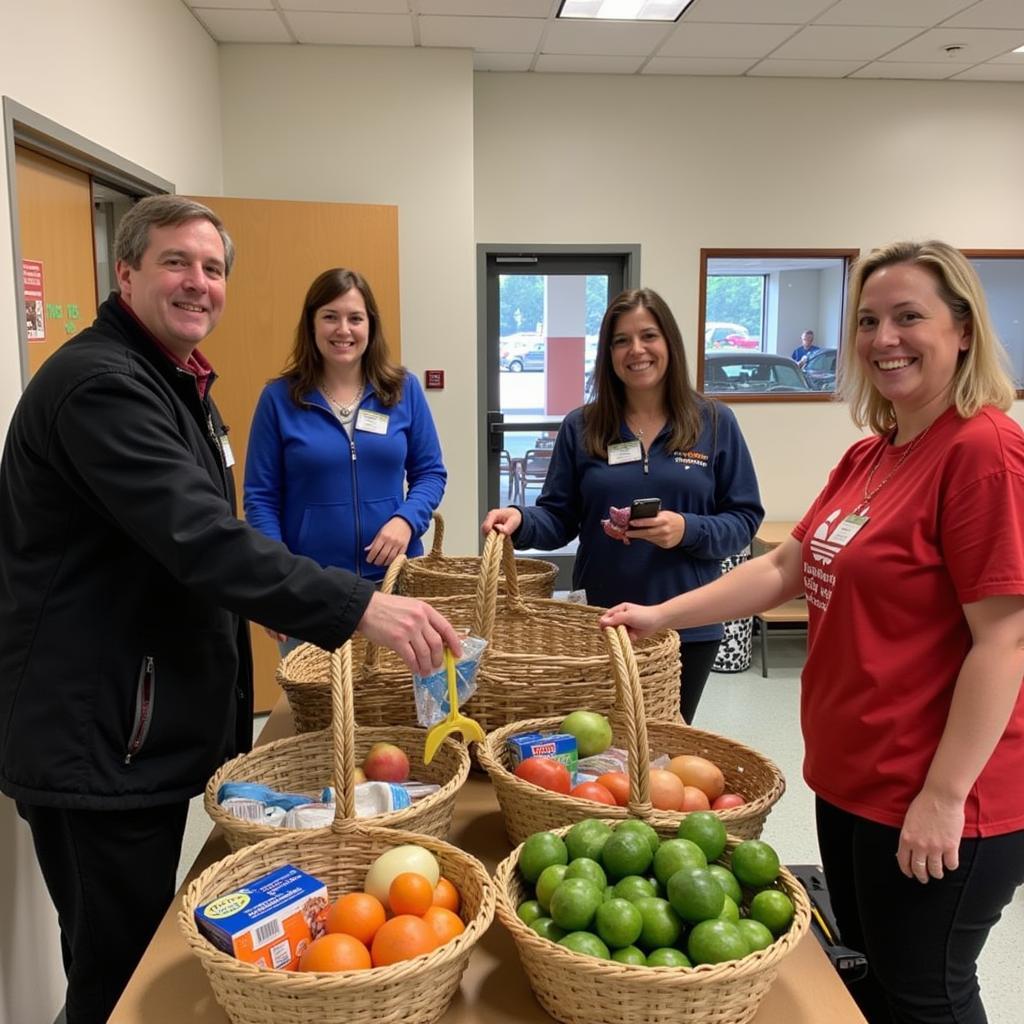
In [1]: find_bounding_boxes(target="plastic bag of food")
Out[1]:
[412,635,488,727]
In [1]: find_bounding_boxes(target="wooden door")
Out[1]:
[190,196,400,711]
[15,146,98,376]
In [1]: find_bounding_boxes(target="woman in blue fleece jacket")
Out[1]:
[483,287,762,722]
[245,268,446,643]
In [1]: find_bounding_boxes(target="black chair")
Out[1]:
[516,448,552,503]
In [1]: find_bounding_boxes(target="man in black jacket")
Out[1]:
[0,195,460,1024]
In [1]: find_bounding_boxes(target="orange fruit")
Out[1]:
[648,768,686,811]
[371,914,439,967]
[298,932,372,972]
[667,754,725,800]
[681,785,712,811]
[325,891,387,946]
[596,771,630,807]
[422,905,466,946]
[432,876,461,914]
[388,871,435,916]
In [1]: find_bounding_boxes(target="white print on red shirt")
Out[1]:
[803,507,843,612]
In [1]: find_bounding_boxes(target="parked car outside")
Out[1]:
[705,321,760,350]
[801,347,838,391]
[500,338,546,372]
[703,352,812,394]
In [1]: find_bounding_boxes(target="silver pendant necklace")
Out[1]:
[321,381,364,417]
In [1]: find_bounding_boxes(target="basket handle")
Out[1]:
[427,511,445,557]
[329,640,358,829]
[470,530,503,641]
[603,625,654,816]
[363,554,408,669]
[499,531,529,613]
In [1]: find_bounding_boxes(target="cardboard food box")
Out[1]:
[506,731,579,784]
[194,864,328,971]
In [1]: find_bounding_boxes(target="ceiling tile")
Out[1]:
[421,0,553,14]
[748,58,866,77]
[952,61,1024,79]
[285,11,414,45]
[771,25,922,60]
[814,0,973,28]
[473,52,535,71]
[945,0,1024,30]
[643,56,758,74]
[191,9,291,42]
[186,0,272,9]
[882,27,1024,63]
[659,22,798,58]
[684,0,832,23]
[850,60,970,78]
[277,0,407,11]
[991,50,1024,64]
[543,19,671,56]
[420,16,545,52]
[535,53,645,73]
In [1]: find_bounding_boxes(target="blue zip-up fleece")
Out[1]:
[244,373,446,581]
[514,402,764,642]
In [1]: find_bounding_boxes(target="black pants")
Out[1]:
[17,799,190,1024]
[816,797,1024,1024]
[679,638,721,724]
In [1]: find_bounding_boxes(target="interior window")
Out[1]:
[697,249,857,402]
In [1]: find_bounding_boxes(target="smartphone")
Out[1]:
[630,497,662,520]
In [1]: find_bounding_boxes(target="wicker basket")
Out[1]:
[277,557,433,732]
[400,512,558,598]
[179,643,495,1024]
[205,637,470,850]
[494,819,811,1024]
[477,625,785,844]
[447,531,681,733]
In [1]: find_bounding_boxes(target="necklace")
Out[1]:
[853,422,933,515]
[321,381,364,417]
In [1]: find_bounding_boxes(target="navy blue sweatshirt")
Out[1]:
[514,402,763,642]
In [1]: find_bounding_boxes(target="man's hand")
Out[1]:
[357,591,463,675]
[365,516,413,567]
[481,507,522,536]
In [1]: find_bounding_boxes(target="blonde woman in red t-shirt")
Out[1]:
[602,240,1024,1024]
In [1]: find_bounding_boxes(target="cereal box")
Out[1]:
[506,731,578,783]
[194,864,328,971]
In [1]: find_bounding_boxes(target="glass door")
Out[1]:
[479,246,638,587]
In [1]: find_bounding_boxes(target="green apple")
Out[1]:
[560,710,613,757]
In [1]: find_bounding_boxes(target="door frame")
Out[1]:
[3,97,171,386]
[475,243,641,574]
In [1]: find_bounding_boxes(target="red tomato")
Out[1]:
[711,792,746,810]
[513,756,572,794]
[570,781,617,806]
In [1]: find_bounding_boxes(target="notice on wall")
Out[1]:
[23,258,45,341]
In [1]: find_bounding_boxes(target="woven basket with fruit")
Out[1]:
[477,626,785,844]
[180,643,495,1024]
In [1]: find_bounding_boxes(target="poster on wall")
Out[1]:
[22,258,45,341]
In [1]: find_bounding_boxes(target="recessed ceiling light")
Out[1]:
[1014,44,1024,53]
[557,0,694,22]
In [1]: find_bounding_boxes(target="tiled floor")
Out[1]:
[180,636,1022,1021]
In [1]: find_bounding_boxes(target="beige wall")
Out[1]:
[473,71,1024,519]
[218,44,478,551]
[0,2,222,1021]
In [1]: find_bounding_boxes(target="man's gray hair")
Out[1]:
[114,195,235,275]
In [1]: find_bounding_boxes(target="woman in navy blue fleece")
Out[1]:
[482,288,762,722]
[246,268,446,647]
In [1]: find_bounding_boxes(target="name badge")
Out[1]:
[219,434,235,468]
[607,440,642,465]
[355,409,389,435]
[829,512,868,548]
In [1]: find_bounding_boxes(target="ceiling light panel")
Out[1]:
[558,1,692,22]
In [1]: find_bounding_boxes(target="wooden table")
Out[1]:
[110,702,866,1024]
[752,521,798,557]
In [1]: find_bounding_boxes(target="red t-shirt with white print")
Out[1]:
[793,405,1024,837]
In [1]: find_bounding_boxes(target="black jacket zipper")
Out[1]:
[125,656,156,764]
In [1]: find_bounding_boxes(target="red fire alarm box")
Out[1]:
[424,370,444,390]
